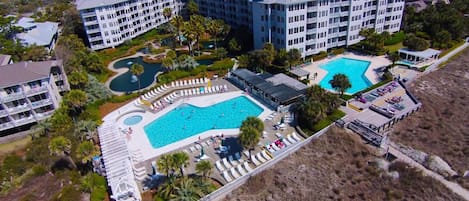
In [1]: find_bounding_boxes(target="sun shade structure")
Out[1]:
[229,69,306,111]
[98,124,142,201]
[289,68,310,80]
[398,48,441,64]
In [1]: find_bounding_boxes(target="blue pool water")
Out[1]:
[319,58,372,94]
[124,115,143,126]
[144,96,263,148]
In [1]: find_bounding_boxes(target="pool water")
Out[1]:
[124,115,143,126]
[319,58,372,94]
[109,57,214,92]
[144,96,263,148]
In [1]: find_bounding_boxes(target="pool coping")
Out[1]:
[106,90,273,161]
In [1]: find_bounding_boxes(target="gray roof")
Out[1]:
[266,73,308,91]
[398,48,441,59]
[76,0,128,10]
[0,54,11,66]
[290,68,310,77]
[0,60,62,87]
[15,17,58,47]
[265,84,303,103]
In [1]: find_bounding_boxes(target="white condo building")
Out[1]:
[76,0,185,50]
[196,0,404,57]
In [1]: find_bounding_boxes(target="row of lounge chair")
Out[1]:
[265,133,302,153]
[170,78,209,88]
[216,152,243,172]
[222,162,254,183]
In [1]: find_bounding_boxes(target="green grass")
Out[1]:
[384,42,404,53]
[0,137,31,156]
[439,40,466,57]
[384,31,405,46]
[312,110,346,132]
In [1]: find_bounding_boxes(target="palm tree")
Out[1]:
[130,63,144,92]
[162,57,175,71]
[163,8,172,19]
[157,154,174,177]
[76,141,97,164]
[195,160,212,178]
[329,73,351,97]
[238,126,260,161]
[187,15,206,54]
[68,70,89,89]
[49,136,76,168]
[172,152,189,177]
[64,89,88,114]
[388,51,400,66]
[30,119,52,139]
[297,99,326,129]
[170,15,185,46]
[73,120,97,141]
[287,48,302,68]
[206,19,230,50]
[170,177,203,201]
[240,116,264,133]
[187,0,199,15]
[182,21,197,56]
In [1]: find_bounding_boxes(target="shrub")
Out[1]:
[52,185,81,201]
[150,47,165,55]
[384,31,405,46]
[312,51,328,61]
[158,70,191,83]
[331,48,345,55]
[32,165,48,176]
[207,58,235,71]
[190,65,208,76]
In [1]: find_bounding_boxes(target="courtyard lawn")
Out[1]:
[0,137,31,157]
[384,42,404,53]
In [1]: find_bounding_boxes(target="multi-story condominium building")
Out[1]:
[0,59,69,134]
[252,0,405,57]
[76,0,185,50]
[195,0,252,29]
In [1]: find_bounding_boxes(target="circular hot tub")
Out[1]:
[123,115,143,126]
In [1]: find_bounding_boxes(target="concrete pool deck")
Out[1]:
[302,53,391,86]
[103,90,273,162]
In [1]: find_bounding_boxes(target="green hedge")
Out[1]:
[312,51,328,61]
[384,31,405,46]
[207,58,234,71]
[312,109,345,132]
[158,70,191,83]
[331,48,345,55]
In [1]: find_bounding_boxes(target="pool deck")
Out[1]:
[104,89,273,162]
[302,53,391,86]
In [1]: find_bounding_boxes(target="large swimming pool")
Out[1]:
[144,96,264,148]
[319,57,372,94]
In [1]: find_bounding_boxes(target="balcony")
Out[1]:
[89,36,103,42]
[2,91,24,102]
[25,86,48,96]
[31,99,52,109]
[14,116,36,126]
[87,28,101,33]
[0,110,8,117]
[8,104,30,114]
[81,12,96,18]
[84,20,98,25]
[35,111,54,120]
[307,18,317,24]
[0,122,14,131]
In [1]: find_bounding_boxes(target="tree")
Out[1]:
[171,177,203,201]
[237,54,250,68]
[73,120,97,141]
[162,57,175,71]
[158,154,174,177]
[23,45,48,61]
[185,15,206,55]
[68,70,89,89]
[30,119,52,139]
[240,116,264,133]
[388,51,400,66]
[213,47,227,59]
[287,48,302,67]
[76,141,97,164]
[306,85,340,114]
[206,19,230,50]
[130,63,144,92]
[433,30,452,49]
[172,152,190,177]
[263,43,276,65]
[228,38,241,54]
[297,100,326,130]
[49,107,73,132]
[187,0,199,15]
[49,136,76,168]
[64,89,88,114]
[249,50,272,72]
[329,73,352,97]
[403,34,430,51]
[195,160,212,178]
[238,126,260,161]
[163,8,172,19]
[170,15,185,46]
[167,50,177,59]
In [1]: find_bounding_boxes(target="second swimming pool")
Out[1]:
[319,57,373,94]
[143,96,264,148]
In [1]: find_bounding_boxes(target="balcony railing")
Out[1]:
[0,122,14,131]
[25,86,48,96]
[2,91,24,102]
[31,99,52,108]
[0,110,8,117]
[35,111,54,120]
[14,116,36,126]
[8,104,30,114]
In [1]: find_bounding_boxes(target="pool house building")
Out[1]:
[397,48,441,65]
[229,69,307,112]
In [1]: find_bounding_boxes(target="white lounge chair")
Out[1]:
[223,171,232,182]
[287,135,296,144]
[256,152,267,163]
[228,155,238,166]
[171,82,175,87]
[236,165,247,176]
[243,150,250,158]
[283,138,291,146]
[230,167,241,179]
[292,132,302,141]
[243,162,254,172]
[261,150,272,160]
[251,156,261,166]
[215,160,225,172]
[189,146,196,153]
[222,158,232,169]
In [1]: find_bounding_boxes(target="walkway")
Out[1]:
[387,144,469,201]
[424,41,469,74]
